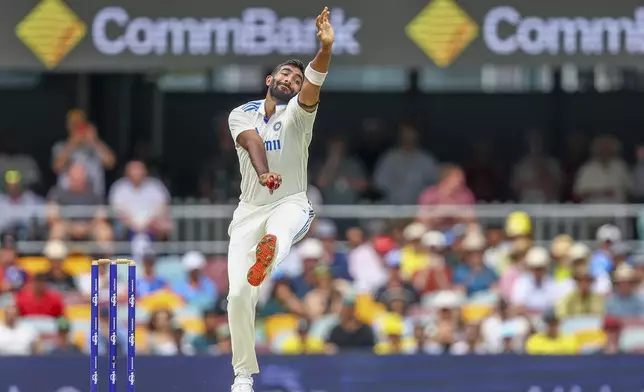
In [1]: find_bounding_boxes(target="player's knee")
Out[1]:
[226,288,249,308]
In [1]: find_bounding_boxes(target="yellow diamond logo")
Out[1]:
[15,0,86,69]
[406,0,478,67]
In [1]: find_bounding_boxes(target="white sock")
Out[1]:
[234,375,253,384]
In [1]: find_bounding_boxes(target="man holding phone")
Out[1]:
[52,109,116,195]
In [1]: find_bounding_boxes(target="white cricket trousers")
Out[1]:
[227,192,314,376]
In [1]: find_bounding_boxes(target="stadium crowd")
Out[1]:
[0,108,643,357]
[0,214,643,356]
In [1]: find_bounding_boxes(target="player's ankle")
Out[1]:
[234,374,253,384]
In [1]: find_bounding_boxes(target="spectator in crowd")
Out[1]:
[172,326,194,356]
[210,324,233,355]
[450,323,486,355]
[453,231,498,297]
[491,211,533,275]
[109,160,172,241]
[511,131,562,202]
[633,254,644,295]
[52,109,116,195]
[303,265,344,321]
[564,242,612,295]
[291,239,325,298]
[511,247,560,313]
[148,309,181,356]
[86,307,128,355]
[326,294,375,352]
[0,245,27,293]
[412,231,452,295]
[525,310,578,355]
[425,291,463,354]
[550,234,574,281]
[0,303,39,355]
[172,251,217,312]
[374,313,415,355]
[480,299,530,354]
[191,309,220,355]
[600,316,624,354]
[315,135,368,205]
[279,319,326,355]
[197,114,241,203]
[561,132,588,202]
[573,136,631,203]
[411,322,429,354]
[374,125,439,205]
[606,265,644,317]
[381,290,413,333]
[259,275,309,319]
[136,250,167,298]
[590,224,621,278]
[314,220,352,281]
[48,317,83,356]
[498,238,530,301]
[611,242,632,269]
[400,222,428,281]
[0,170,44,239]
[346,226,366,250]
[483,224,506,273]
[0,134,41,189]
[42,240,77,293]
[417,164,476,230]
[47,163,113,245]
[374,250,419,310]
[556,265,605,318]
[443,223,468,269]
[15,273,64,317]
[462,142,504,202]
[499,327,522,354]
[348,231,390,294]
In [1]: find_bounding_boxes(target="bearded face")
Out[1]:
[267,65,303,104]
[269,78,297,104]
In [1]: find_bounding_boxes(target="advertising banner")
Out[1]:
[2,0,644,70]
[0,355,643,392]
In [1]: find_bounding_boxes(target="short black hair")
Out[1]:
[271,59,305,76]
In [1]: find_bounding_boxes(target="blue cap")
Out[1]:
[384,249,402,268]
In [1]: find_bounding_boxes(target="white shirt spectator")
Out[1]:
[109,177,170,229]
[511,274,563,312]
[574,158,631,203]
[0,322,37,355]
[348,243,387,294]
[555,273,612,297]
[480,314,530,353]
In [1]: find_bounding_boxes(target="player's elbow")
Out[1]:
[236,130,262,151]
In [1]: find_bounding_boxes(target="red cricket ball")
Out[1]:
[267,176,275,189]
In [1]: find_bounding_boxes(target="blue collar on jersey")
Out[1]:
[258,99,287,124]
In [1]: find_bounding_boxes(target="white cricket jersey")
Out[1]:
[228,94,317,206]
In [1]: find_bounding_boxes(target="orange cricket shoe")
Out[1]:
[247,234,278,286]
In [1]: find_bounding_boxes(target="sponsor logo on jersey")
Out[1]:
[264,139,282,151]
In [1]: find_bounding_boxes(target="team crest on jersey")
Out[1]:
[273,121,283,132]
